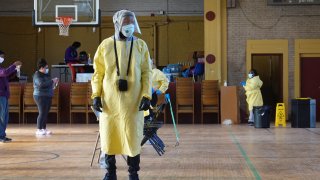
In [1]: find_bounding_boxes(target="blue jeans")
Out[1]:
[0,96,9,138]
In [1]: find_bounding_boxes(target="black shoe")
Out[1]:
[0,137,12,143]
[248,122,254,126]
[103,172,117,180]
[129,174,139,180]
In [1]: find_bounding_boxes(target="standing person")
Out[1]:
[91,10,152,180]
[64,41,84,82]
[0,50,22,143]
[144,59,169,145]
[33,58,59,135]
[150,59,169,106]
[242,69,263,126]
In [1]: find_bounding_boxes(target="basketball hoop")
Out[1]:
[56,16,73,36]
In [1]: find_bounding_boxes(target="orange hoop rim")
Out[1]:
[56,16,73,26]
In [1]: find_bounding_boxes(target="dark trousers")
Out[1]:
[34,95,52,129]
[0,97,9,138]
[105,154,117,174]
[104,154,140,178]
[127,154,140,176]
[150,92,158,107]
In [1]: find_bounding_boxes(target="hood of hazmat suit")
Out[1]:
[113,10,141,41]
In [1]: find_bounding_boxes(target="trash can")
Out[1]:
[253,106,271,128]
[291,98,316,128]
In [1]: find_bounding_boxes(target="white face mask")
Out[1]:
[45,68,49,74]
[248,73,254,79]
[0,57,4,64]
[121,24,135,38]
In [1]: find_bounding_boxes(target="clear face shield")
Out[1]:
[120,16,135,38]
[113,10,141,39]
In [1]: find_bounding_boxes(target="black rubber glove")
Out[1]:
[139,97,151,111]
[93,97,102,112]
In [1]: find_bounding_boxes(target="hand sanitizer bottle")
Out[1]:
[88,54,92,64]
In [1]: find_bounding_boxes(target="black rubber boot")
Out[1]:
[127,154,140,180]
[103,154,117,180]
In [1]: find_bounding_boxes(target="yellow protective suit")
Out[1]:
[151,68,169,93]
[144,68,169,116]
[91,37,152,157]
[244,76,263,111]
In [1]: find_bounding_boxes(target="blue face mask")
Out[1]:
[121,24,135,37]
[248,73,254,79]
[45,68,49,74]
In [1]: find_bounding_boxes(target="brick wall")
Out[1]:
[228,0,320,115]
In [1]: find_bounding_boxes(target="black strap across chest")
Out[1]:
[113,36,134,77]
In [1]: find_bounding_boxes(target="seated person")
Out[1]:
[79,51,94,73]
[64,41,84,82]
[79,51,89,64]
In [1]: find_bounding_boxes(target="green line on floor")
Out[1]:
[229,130,261,180]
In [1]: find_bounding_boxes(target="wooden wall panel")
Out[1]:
[0,16,203,80]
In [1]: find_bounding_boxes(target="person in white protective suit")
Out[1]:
[91,10,152,180]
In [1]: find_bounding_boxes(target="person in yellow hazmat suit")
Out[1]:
[150,59,169,106]
[91,10,152,180]
[241,69,263,126]
[144,59,169,144]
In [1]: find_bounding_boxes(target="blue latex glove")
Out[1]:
[240,81,246,86]
[151,88,155,94]
[156,90,162,95]
[165,93,170,103]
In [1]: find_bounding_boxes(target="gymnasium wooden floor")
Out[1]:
[1,124,320,180]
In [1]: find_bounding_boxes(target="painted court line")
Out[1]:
[229,130,262,180]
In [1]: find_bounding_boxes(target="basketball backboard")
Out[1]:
[33,0,100,26]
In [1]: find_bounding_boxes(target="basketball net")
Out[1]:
[56,16,73,36]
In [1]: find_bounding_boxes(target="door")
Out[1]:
[252,54,283,119]
[301,57,320,122]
